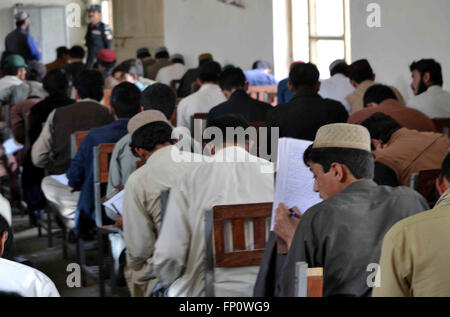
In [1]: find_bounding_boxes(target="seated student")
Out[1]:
[208,67,272,122]
[277,61,304,105]
[177,53,213,98]
[113,59,153,92]
[318,59,354,113]
[0,54,26,92]
[244,60,277,87]
[407,58,450,119]
[64,45,87,95]
[137,48,155,78]
[346,59,404,114]
[268,62,348,141]
[256,123,428,297]
[33,70,113,229]
[152,115,274,297]
[156,54,187,86]
[66,82,141,239]
[145,47,172,81]
[0,215,60,297]
[123,121,202,297]
[348,84,436,132]
[373,151,450,297]
[361,113,450,187]
[46,46,70,73]
[96,49,116,79]
[21,70,75,226]
[176,61,226,131]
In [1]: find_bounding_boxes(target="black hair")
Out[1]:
[361,113,402,144]
[98,59,116,70]
[110,82,141,119]
[74,70,104,101]
[4,66,22,76]
[141,83,177,118]
[289,63,320,89]
[137,51,151,59]
[130,121,174,155]
[330,62,349,77]
[16,20,26,28]
[43,69,69,96]
[56,46,70,59]
[0,291,22,297]
[0,215,14,260]
[363,84,398,108]
[198,61,222,83]
[26,62,45,82]
[205,113,251,146]
[440,151,450,182]
[349,59,374,84]
[155,51,170,59]
[409,59,443,87]
[219,67,246,91]
[69,45,85,59]
[303,145,374,179]
[252,60,271,70]
[114,59,142,77]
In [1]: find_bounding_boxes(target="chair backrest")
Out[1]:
[103,89,112,110]
[204,203,272,296]
[93,143,116,227]
[295,262,324,297]
[248,85,278,106]
[410,169,442,208]
[432,118,450,136]
[191,113,209,142]
[70,131,89,159]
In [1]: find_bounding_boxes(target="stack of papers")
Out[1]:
[271,138,322,230]
[102,190,124,215]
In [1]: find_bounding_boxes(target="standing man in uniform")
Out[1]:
[5,11,42,63]
[85,5,113,69]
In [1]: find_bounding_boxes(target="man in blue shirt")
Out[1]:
[5,11,42,62]
[244,60,277,87]
[277,61,304,105]
[67,82,141,239]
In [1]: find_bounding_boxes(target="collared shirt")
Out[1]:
[0,258,60,297]
[156,63,187,86]
[348,99,436,132]
[319,73,354,112]
[152,146,274,297]
[122,145,202,297]
[176,83,227,130]
[373,190,450,297]
[67,119,129,236]
[407,85,450,119]
[0,76,22,92]
[277,180,428,297]
[244,69,277,87]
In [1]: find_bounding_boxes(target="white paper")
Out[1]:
[50,174,69,186]
[271,138,322,231]
[3,138,23,156]
[102,190,124,215]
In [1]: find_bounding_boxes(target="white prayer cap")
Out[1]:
[313,123,371,153]
[128,110,172,135]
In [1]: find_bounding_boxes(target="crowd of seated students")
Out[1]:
[1,39,450,298]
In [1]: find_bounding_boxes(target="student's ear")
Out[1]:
[315,81,321,92]
[245,140,255,154]
[135,148,149,160]
[287,81,294,93]
[423,72,431,86]
[371,139,384,152]
[366,102,378,108]
[244,82,249,92]
[204,142,215,156]
[331,163,345,182]
[372,74,376,81]
[436,177,449,196]
[0,231,8,257]
[350,80,358,88]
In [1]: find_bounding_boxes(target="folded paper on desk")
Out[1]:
[102,189,124,215]
[271,138,322,231]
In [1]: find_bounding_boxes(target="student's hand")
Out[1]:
[103,215,123,230]
[273,204,301,250]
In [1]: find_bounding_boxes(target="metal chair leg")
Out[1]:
[78,239,87,287]
[98,231,106,297]
[47,207,53,248]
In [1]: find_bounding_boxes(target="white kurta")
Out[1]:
[0,258,60,297]
[122,145,203,297]
[152,146,274,297]
[156,63,187,86]
[407,85,450,119]
[176,84,227,131]
[319,73,354,113]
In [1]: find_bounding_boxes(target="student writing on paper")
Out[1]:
[255,124,429,297]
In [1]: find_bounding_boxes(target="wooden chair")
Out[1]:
[191,113,209,143]
[70,131,89,159]
[204,203,272,297]
[432,118,450,136]
[410,169,442,208]
[294,262,324,297]
[248,85,278,106]
[103,89,112,111]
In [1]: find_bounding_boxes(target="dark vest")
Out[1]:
[50,101,113,174]
[5,29,30,61]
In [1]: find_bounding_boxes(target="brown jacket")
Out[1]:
[348,99,437,132]
[375,128,450,185]
[11,98,41,144]
[346,80,404,114]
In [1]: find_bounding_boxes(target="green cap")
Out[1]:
[4,54,28,68]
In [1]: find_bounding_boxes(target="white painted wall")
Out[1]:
[0,0,87,60]
[164,0,274,70]
[350,0,450,102]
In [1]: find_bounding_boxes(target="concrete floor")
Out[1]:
[11,207,129,297]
